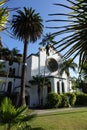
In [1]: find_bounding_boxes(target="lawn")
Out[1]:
[29,108,87,130]
[1,108,87,130]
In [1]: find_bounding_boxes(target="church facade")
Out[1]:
[0,46,72,107]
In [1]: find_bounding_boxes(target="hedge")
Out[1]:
[46,92,62,108]
[75,92,87,106]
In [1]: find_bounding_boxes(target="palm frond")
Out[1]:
[47,0,87,70]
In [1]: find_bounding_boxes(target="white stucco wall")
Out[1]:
[29,85,38,107]
[0,45,73,108]
[31,55,39,76]
[0,76,21,92]
[26,55,38,78]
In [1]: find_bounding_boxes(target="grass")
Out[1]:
[1,108,87,130]
[29,108,87,130]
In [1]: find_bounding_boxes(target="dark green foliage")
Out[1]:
[39,32,56,46]
[66,93,76,107]
[46,92,61,108]
[46,92,87,109]
[60,94,68,108]
[75,92,87,106]
[17,123,31,130]
[0,97,35,130]
[11,7,43,42]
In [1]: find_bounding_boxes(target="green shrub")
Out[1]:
[75,92,87,106]
[60,94,68,108]
[0,97,35,130]
[66,93,76,107]
[46,92,61,108]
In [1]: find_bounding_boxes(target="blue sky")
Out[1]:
[0,0,77,76]
[1,0,70,55]
[0,0,78,77]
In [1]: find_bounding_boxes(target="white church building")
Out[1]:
[0,45,72,108]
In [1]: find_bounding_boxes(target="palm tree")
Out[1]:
[10,48,22,63]
[59,59,77,77]
[0,61,6,85]
[80,61,87,81]
[0,0,9,32]
[39,32,56,46]
[0,97,35,130]
[29,75,50,106]
[11,7,43,106]
[0,37,3,47]
[47,0,87,67]
[0,61,6,75]
[39,33,57,55]
[0,47,11,60]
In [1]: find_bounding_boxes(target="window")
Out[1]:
[12,68,15,75]
[47,82,51,93]
[47,58,58,72]
[57,82,60,94]
[9,67,13,76]
[7,81,12,94]
[9,61,13,66]
[62,81,65,93]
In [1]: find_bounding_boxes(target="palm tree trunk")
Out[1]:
[42,55,47,106]
[19,40,28,106]
[38,86,40,106]
[7,123,11,130]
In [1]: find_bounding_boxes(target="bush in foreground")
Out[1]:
[0,97,35,130]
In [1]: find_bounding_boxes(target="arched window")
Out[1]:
[9,61,13,66]
[62,81,65,93]
[7,81,12,94]
[47,82,51,93]
[57,81,60,94]
[13,68,15,75]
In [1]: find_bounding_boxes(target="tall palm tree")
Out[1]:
[11,7,43,106]
[47,0,87,67]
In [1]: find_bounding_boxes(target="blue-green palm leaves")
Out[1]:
[0,0,9,32]
[47,0,87,66]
